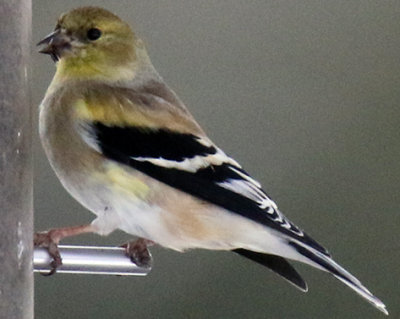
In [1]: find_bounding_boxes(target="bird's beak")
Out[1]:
[37,29,71,62]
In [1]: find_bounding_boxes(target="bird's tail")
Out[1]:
[289,241,388,315]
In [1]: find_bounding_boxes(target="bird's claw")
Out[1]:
[121,238,154,268]
[34,230,62,275]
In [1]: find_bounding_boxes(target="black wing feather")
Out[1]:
[94,123,217,161]
[92,123,329,256]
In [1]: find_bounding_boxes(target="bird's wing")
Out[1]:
[78,83,330,257]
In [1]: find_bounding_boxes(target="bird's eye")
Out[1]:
[87,28,102,41]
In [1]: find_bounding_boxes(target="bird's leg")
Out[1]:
[34,224,95,275]
[121,238,154,268]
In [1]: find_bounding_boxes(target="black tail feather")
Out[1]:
[288,241,388,315]
[233,249,307,292]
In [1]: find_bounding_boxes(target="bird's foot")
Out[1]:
[34,230,63,276]
[121,238,154,268]
[34,224,95,275]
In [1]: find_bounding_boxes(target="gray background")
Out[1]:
[33,1,399,318]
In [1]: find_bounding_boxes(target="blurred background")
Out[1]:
[33,1,399,318]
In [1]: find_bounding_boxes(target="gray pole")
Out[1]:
[0,1,33,319]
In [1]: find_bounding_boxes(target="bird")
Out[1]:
[35,6,387,315]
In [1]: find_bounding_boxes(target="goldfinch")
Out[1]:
[36,6,387,314]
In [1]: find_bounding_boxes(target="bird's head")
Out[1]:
[38,7,144,82]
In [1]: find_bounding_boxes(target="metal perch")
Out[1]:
[34,245,151,276]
